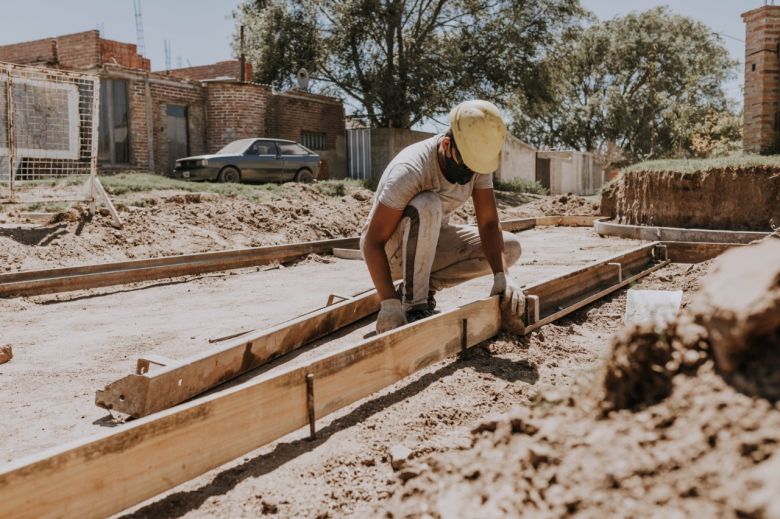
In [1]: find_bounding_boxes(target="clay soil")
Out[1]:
[602,167,780,231]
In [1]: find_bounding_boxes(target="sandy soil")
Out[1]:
[383,243,780,519]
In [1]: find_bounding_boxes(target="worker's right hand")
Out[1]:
[376,298,407,334]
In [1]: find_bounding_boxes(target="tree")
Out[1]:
[234,0,585,128]
[512,7,739,161]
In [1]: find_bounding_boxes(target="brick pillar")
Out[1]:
[743,6,780,154]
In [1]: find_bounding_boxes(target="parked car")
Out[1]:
[171,138,321,183]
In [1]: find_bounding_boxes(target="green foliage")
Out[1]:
[234,0,585,128]
[493,178,549,195]
[623,154,780,174]
[512,7,739,161]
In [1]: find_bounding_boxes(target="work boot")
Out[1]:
[397,283,437,313]
[406,304,435,324]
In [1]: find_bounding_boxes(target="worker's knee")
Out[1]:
[504,233,522,267]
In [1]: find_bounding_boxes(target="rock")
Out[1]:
[389,444,412,470]
[0,345,11,364]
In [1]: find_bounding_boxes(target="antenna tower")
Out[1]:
[132,0,146,56]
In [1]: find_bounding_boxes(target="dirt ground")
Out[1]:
[6,181,765,518]
[0,182,599,272]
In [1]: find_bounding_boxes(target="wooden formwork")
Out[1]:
[0,240,677,519]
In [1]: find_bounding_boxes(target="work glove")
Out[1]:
[376,298,407,334]
[490,272,525,317]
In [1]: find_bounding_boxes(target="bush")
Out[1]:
[493,178,549,195]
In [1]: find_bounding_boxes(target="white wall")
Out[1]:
[537,151,605,195]
[496,134,536,182]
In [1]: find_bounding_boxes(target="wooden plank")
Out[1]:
[594,220,769,244]
[499,217,537,233]
[522,243,659,318]
[662,241,743,263]
[0,237,360,297]
[524,260,670,333]
[533,216,563,226]
[559,215,606,227]
[96,288,383,417]
[0,297,501,519]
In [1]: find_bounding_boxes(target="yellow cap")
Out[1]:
[449,100,507,174]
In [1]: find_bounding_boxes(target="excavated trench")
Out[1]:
[601,167,780,231]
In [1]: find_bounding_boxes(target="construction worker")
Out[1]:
[360,99,524,334]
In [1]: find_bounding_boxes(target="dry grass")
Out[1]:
[623,154,780,174]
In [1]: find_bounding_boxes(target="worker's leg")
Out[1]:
[429,224,521,290]
[381,191,442,310]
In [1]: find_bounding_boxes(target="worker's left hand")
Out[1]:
[490,272,525,317]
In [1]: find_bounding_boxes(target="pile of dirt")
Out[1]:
[0,182,599,271]
[602,167,780,230]
[0,184,373,271]
[382,240,780,518]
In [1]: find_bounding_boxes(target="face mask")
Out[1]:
[443,148,475,185]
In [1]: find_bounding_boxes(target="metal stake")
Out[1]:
[306,373,316,440]
[461,318,468,352]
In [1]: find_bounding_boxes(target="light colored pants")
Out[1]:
[361,191,522,310]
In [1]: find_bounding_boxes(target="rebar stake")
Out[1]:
[461,318,468,352]
[306,373,316,440]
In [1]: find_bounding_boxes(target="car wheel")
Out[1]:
[294,168,314,183]
[218,166,241,183]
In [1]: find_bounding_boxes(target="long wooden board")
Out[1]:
[0,297,502,519]
[96,288,383,417]
[0,237,360,297]
[0,216,600,298]
[594,219,769,244]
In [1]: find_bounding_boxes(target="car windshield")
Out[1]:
[216,139,254,155]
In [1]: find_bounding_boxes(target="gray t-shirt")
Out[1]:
[365,134,493,228]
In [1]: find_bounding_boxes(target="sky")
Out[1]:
[0,0,763,127]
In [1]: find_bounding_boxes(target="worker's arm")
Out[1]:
[472,187,506,274]
[474,187,524,317]
[363,202,404,300]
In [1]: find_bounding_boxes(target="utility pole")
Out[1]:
[239,25,246,83]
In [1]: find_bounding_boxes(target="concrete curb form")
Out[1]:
[594,220,770,244]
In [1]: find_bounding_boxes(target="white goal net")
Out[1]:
[0,62,120,225]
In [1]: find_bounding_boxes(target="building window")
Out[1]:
[752,63,757,72]
[301,131,326,150]
[98,79,130,164]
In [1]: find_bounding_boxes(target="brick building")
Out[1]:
[0,31,346,177]
[742,5,780,154]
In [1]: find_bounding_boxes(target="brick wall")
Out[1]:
[742,6,780,154]
[165,60,251,81]
[105,70,206,174]
[0,31,100,69]
[267,90,345,148]
[0,37,57,65]
[101,39,150,71]
[205,81,271,152]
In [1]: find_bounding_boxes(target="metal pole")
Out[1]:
[6,65,15,198]
[239,25,246,83]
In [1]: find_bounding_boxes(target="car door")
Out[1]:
[245,140,283,182]
[277,142,312,180]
